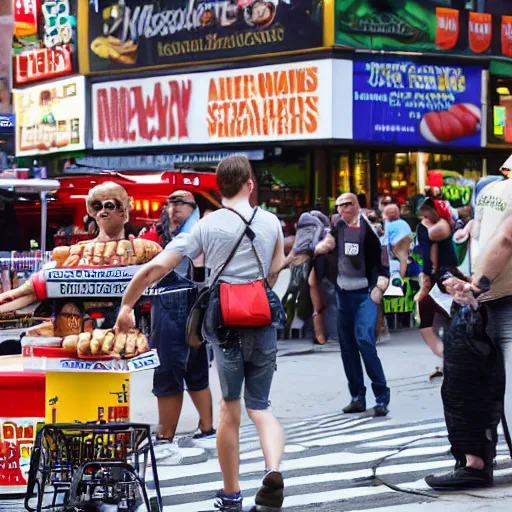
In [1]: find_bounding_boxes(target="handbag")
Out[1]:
[186,207,270,348]
[218,208,272,328]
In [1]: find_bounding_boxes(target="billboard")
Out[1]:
[12,0,76,86]
[13,76,86,156]
[336,0,512,58]
[352,59,483,148]
[82,0,324,74]
[91,59,353,149]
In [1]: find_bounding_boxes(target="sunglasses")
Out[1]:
[336,202,353,208]
[91,199,122,212]
[168,199,196,208]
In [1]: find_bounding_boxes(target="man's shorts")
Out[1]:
[203,287,280,410]
[152,341,209,397]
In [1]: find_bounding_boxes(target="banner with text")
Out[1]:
[336,0,512,59]
[84,0,324,74]
[92,59,352,149]
[13,0,76,86]
[352,59,483,148]
[14,75,86,156]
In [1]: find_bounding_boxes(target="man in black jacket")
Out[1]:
[316,193,390,416]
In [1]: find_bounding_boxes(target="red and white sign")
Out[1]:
[13,0,75,85]
[92,59,353,149]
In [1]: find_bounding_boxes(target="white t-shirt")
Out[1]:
[472,179,512,301]
[166,200,283,285]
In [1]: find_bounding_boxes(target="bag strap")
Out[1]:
[224,207,266,280]
[210,207,259,287]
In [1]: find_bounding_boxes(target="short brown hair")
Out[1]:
[216,156,252,198]
[418,198,439,221]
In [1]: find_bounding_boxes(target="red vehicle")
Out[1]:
[13,170,222,250]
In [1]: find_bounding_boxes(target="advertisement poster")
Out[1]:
[0,418,44,490]
[352,59,482,148]
[85,0,323,73]
[0,3,13,115]
[13,0,76,85]
[13,75,86,157]
[92,59,353,149]
[335,0,510,58]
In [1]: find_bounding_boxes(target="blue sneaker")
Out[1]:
[214,489,243,511]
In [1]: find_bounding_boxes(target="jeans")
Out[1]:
[149,271,209,397]
[486,297,512,434]
[336,287,390,406]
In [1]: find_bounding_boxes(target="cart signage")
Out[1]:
[13,75,86,157]
[83,0,323,74]
[92,59,352,149]
[42,265,141,298]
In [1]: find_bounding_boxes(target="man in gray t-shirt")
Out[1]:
[115,156,286,512]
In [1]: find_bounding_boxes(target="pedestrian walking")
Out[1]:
[115,155,287,511]
[315,193,391,416]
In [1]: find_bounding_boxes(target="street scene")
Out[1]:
[2,1,512,512]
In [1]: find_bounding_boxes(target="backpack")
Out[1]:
[292,211,330,255]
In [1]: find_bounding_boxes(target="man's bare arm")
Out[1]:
[268,235,285,288]
[315,233,335,255]
[473,213,512,286]
[121,250,184,309]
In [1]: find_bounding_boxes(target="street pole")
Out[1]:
[40,190,47,254]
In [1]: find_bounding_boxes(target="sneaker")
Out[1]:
[192,428,216,440]
[342,400,366,414]
[151,436,183,464]
[428,367,444,380]
[255,471,284,510]
[214,489,243,511]
[376,332,391,345]
[373,405,389,417]
[425,466,493,490]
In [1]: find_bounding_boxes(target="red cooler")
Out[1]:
[0,372,45,495]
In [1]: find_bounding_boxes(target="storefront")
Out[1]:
[88,58,353,221]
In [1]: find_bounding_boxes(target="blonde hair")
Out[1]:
[86,181,131,223]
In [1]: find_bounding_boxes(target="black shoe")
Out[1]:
[192,428,216,440]
[255,471,284,510]
[373,405,389,417]
[425,466,493,490]
[343,400,366,414]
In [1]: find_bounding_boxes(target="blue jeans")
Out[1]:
[336,287,390,407]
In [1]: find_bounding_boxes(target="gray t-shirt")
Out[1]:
[165,201,282,285]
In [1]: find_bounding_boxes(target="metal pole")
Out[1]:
[40,191,47,254]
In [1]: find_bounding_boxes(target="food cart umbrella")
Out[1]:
[0,179,60,253]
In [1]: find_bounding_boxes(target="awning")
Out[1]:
[490,60,512,78]
[0,178,60,194]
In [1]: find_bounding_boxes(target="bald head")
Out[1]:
[384,203,400,221]
[336,193,360,224]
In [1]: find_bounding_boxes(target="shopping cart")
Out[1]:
[24,423,162,512]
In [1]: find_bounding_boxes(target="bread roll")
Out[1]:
[136,333,149,354]
[133,238,146,263]
[93,242,105,265]
[145,240,162,261]
[83,242,95,262]
[77,332,92,356]
[91,329,109,355]
[27,321,55,337]
[116,240,132,257]
[103,241,117,262]
[125,331,138,357]
[63,255,80,267]
[113,333,127,355]
[62,335,79,351]
[70,244,84,256]
[102,331,116,354]
[52,246,70,266]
